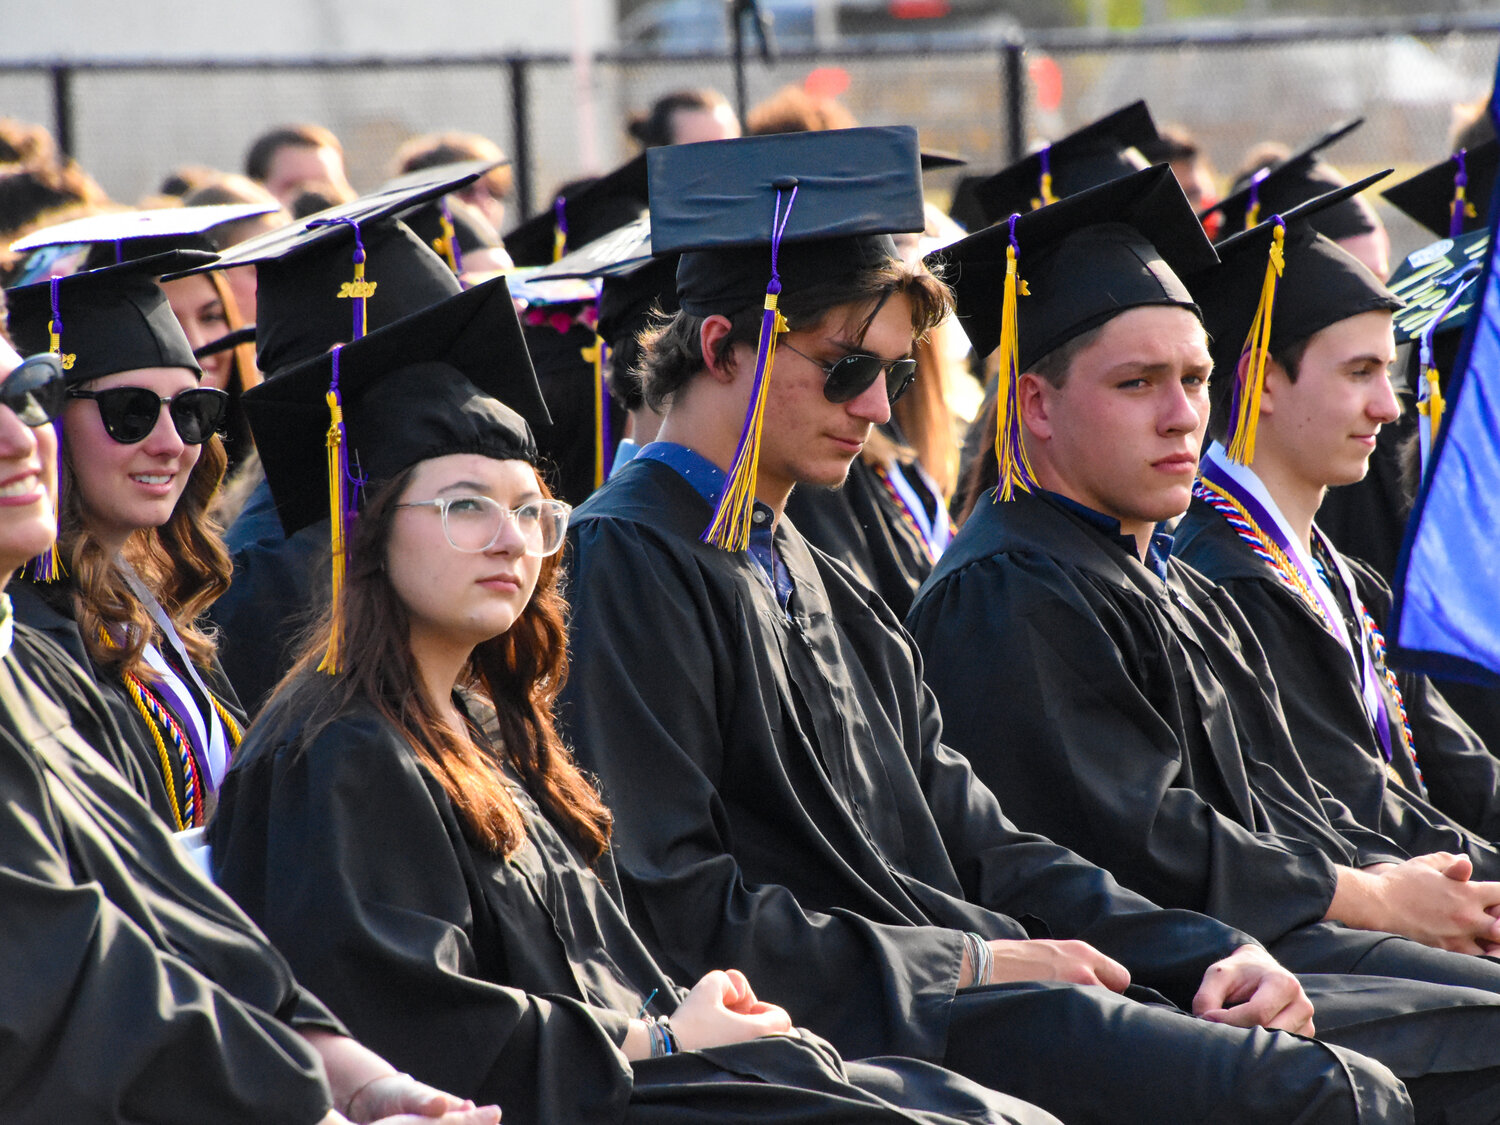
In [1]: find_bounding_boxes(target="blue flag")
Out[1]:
[1391,54,1500,686]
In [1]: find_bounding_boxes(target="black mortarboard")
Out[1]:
[1204,118,1377,241]
[6,251,215,384]
[9,203,276,268]
[176,164,487,374]
[400,195,502,274]
[244,273,549,542]
[933,163,1214,369]
[1381,140,1499,239]
[920,149,968,171]
[651,125,925,316]
[503,154,650,268]
[970,101,1160,226]
[928,164,1215,499]
[1187,172,1401,461]
[648,126,925,547]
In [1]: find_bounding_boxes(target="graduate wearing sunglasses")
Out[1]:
[5,251,247,833]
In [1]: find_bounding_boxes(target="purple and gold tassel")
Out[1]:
[1451,148,1477,238]
[435,199,464,276]
[991,214,1036,502]
[318,346,352,674]
[580,326,612,490]
[703,183,798,550]
[552,196,569,263]
[28,278,69,581]
[1032,144,1058,211]
[310,217,376,340]
[1245,167,1269,229]
[1226,216,1286,465]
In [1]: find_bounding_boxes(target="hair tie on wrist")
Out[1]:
[344,1071,407,1120]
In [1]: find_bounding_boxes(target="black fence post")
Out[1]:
[1000,35,1026,163]
[51,64,75,161]
[509,56,534,222]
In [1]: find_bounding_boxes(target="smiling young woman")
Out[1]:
[4,253,246,833]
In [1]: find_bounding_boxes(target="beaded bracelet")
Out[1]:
[645,1015,679,1058]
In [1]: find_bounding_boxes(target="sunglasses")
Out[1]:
[67,386,228,445]
[781,341,919,405]
[1,353,69,427]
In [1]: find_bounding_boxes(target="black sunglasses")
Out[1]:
[67,385,228,445]
[0,353,69,427]
[781,340,919,405]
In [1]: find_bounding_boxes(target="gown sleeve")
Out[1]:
[209,709,635,1124]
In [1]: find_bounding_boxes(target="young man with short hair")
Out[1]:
[1172,183,1500,875]
[559,130,1489,1125]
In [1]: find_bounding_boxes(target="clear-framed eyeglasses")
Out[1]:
[394,495,572,557]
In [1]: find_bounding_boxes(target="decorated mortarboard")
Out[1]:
[173,164,488,375]
[1186,171,1401,465]
[243,273,548,670]
[1381,140,1498,239]
[10,203,277,268]
[649,125,925,548]
[969,101,1160,226]
[1203,117,1375,240]
[1386,226,1489,463]
[6,249,216,579]
[504,153,650,268]
[928,164,1216,500]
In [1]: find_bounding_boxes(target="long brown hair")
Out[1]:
[269,462,613,861]
[59,428,232,677]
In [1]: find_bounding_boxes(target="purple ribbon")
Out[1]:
[1452,148,1469,239]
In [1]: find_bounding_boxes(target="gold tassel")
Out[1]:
[317,388,347,674]
[702,297,788,550]
[581,336,607,490]
[1227,221,1286,465]
[992,239,1035,501]
[1418,363,1446,440]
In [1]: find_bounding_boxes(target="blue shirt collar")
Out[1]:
[1040,489,1175,582]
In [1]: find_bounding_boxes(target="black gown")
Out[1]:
[209,695,1060,1125]
[907,488,1500,1007]
[12,575,248,829]
[560,457,1429,1125]
[0,622,339,1123]
[1176,497,1500,859]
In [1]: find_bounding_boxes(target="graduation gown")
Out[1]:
[1175,497,1500,858]
[209,696,1059,1125]
[559,458,1441,1125]
[12,576,247,829]
[0,624,338,1124]
[784,454,937,620]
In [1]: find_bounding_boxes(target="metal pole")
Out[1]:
[51,65,75,160]
[1001,36,1026,163]
[731,3,749,127]
[509,56,534,222]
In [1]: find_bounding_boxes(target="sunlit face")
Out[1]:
[387,454,545,652]
[0,364,58,579]
[62,366,202,551]
[1022,305,1211,543]
[752,294,913,506]
[262,143,351,206]
[1255,310,1399,492]
[162,274,231,389]
[1336,228,1391,282]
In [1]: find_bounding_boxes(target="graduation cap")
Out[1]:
[6,250,214,385]
[177,164,485,375]
[928,164,1216,500]
[10,203,277,266]
[243,273,548,670]
[920,149,968,172]
[1203,118,1376,240]
[6,249,216,579]
[1186,171,1401,464]
[648,125,925,548]
[400,195,502,275]
[503,153,649,268]
[1381,140,1499,239]
[1387,226,1489,457]
[969,101,1160,227]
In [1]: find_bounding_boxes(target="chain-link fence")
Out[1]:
[4,14,1497,264]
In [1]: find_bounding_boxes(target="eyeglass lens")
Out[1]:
[440,496,570,556]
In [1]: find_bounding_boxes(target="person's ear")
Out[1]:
[699,316,740,385]
[1017,370,1055,442]
[1247,349,1287,418]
